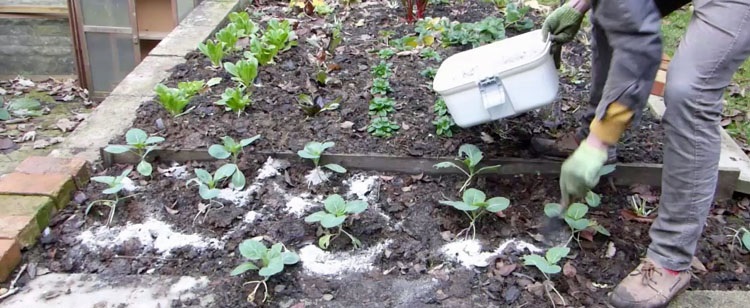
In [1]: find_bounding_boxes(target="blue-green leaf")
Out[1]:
[566,203,589,220]
[320,213,346,228]
[462,188,486,206]
[208,144,231,159]
[239,239,266,260]
[485,197,510,212]
[230,262,258,276]
[544,203,563,217]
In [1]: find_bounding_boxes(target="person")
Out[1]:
[540,0,750,307]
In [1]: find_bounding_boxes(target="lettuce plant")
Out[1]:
[224,58,259,88]
[367,117,400,138]
[371,61,392,79]
[433,115,455,137]
[439,188,510,239]
[230,239,300,303]
[154,83,190,116]
[298,141,346,186]
[434,144,501,193]
[265,19,297,51]
[378,48,395,59]
[177,80,206,97]
[215,23,242,51]
[85,168,137,226]
[368,97,395,117]
[104,128,164,176]
[305,194,368,249]
[245,38,278,66]
[198,39,226,67]
[216,86,252,116]
[370,78,392,95]
[228,11,258,37]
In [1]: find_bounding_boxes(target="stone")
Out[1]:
[14,156,91,189]
[0,173,74,209]
[0,239,21,282]
[0,195,56,242]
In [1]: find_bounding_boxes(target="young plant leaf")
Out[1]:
[305,211,329,223]
[230,262,259,276]
[324,194,347,215]
[462,188,486,206]
[195,169,212,184]
[566,203,589,220]
[240,134,261,147]
[585,191,601,207]
[231,169,246,189]
[145,136,165,145]
[742,230,750,251]
[590,222,611,236]
[215,163,238,180]
[522,254,548,269]
[207,77,223,87]
[598,164,616,176]
[458,144,483,168]
[281,251,300,265]
[104,145,131,154]
[136,160,153,176]
[198,184,220,200]
[126,128,148,145]
[320,214,346,228]
[345,200,368,214]
[319,234,334,249]
[324,163,346,173]
[485,197,510,212]
[544,203,563,217]
[209,144,232,159]
[545,247,570,264]
[439,200,479,212]
[102,184,124,195]
[259,256,284,277]
[565,217,590,231]
[239,239,267,260]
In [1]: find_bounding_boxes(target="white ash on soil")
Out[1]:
[158,164,189,179]
[284,194,320,217]
[255,157,289,180]
[440,238,543,268]
[243,211,261,223]
[298,240,393,276]
[77,217,224,256]
[344,174,379,202]
[217,186,256,207]
[121,177,139,192]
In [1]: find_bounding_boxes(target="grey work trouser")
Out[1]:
[579,0,750,271]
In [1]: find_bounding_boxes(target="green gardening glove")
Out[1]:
[542,5,585,68]
[560,142,608,199]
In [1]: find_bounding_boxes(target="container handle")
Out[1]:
[478,76,513,118]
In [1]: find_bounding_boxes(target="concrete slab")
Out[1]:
[107,55,184,98]
[149,0,244,57]
[49,95,153,163]
[0,273,214,307]
[647,95,750,195]
[670,290,750,308]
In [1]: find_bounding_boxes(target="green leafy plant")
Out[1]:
[85,168,137,226]
[544,191,610,245]
[369,97,396,117]
[420,67,437,79]
[371,61,392,79]
[216,86,252,116]
[481,0,507,10]
[378,48,396,59]
[442,17,506,48]
[522,246,570,306]
[370,78,392,95]
[433,115,456,137]
[228,11,259,37]
[727,227,750,252]
[198,39,227,67]
[305,194,368,249]
[439,188,510,239]
[177,80,206,97]
[224,58,259,88]
[0,97,44,120]
[265,19,297,51]
[103,128,164,176]
[367,117,400,138]
[434,144,501,193]
[186,164,236,201]
[230,239,300,303]
[629,194,657,217]
[245,37,279,66]
[298,141,347,186]
[215,23,242,51]
[207,135,261,190]
[503,3,534,31]
[419,48,441,61]
[296,94,340,118]
[326,22,343,54]
[154,83,191,116]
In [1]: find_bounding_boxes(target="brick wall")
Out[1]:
[0,0,75,76]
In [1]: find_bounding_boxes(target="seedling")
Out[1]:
[369,97,396,117]
[230,239,300,303]
[177,80,206,97]
[433,115,455,137]
[85,168,137,226]
[442,17,506,48]
[186,164,236,200]
[154,83,191,117]
[224,58,259,88]
[298,141,346,186]
[197,39,227,67]
[326,22,343,54]
[296,94,340,118]
[103,128,164,176]
[420,67,437,80]
[0,97,43,120]
[629,194,657,217]
[265,19,297,51]
[216,86,252,116]
[370,78,392,95]
[434,144,502,193]
[419,48,441,61]
[522,246,570,307]
[544,191,610,245]
[439,188,510,239]
[215,23,242,51]
[378,48,396,59]
[208,135,261,190]
[503,3,534,32]
[246,37,278,66]
[725,227,750,253]
[228,11,258,37]
[371,61,392,79]
[305,194,368,249]
[367,117,400,138]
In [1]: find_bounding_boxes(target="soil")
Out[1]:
[21,152,750,307]
[122,1,664,164]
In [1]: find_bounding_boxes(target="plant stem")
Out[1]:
[243,279,269,303]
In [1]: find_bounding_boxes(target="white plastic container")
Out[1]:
[432,29,559,128]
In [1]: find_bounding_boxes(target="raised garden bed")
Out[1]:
[17,1,750,308]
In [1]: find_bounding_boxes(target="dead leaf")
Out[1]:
[396,50,419,56]
[402,123,410,130]
[563,261,577,277]
[580,229,595,242]
[340,121,354,129]
[525,282,545,297]
[326,63,341,72]
[740,198,749,209]
[74,113,88,122]
[721,118,733,127]
[14,131,36,143]
[33,139,50,149]
[56,118,77,132]
[164,203,179,215]
[735,261,746,274]
[605,241,616,258]
[620,209,656,223]
[480,132,495,144]
[691,256,708,274]
[494,262,517,276]
[355,19,365,27]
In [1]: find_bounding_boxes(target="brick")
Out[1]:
[0,216,40,248]
[0,239,21,282]
[0,195,56,234]
[651,69,667,97]
[0,173,74,209]
[15,156,91,189]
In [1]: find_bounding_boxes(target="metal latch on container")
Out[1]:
[478,76,510,118]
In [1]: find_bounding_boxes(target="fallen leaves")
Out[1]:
[619,208,657,223]
[563,261,577,278]
[56,118,78,132]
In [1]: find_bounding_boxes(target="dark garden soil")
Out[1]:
[122,0,664,164]
[21,153,750,307]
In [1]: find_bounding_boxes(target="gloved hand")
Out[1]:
[560,142,608,199]
[542,4,585,68]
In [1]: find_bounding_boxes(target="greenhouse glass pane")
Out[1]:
[85,32,136,93]
[81,0,131,28]
[177,0,193,21]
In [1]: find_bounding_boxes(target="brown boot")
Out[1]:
[608,258,691,308]
[531,132,619,164]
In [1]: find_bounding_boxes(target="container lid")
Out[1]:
[432,29,551,94]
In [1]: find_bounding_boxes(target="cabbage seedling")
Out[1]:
[434,144,501,193]
[230,239,300,303]
[439,188,510,239]
[224,58,259,88]
[305,194,368,249]
[726,226,750,252]
[208,135,261,190]
[522,246,570,306]
[197,39,226,67]
[186,164,236,200]
[85,168,137,226]
[215,86,252,116]
[544,191,610,245]
[298,141,346,186]
[104,128,164,176]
